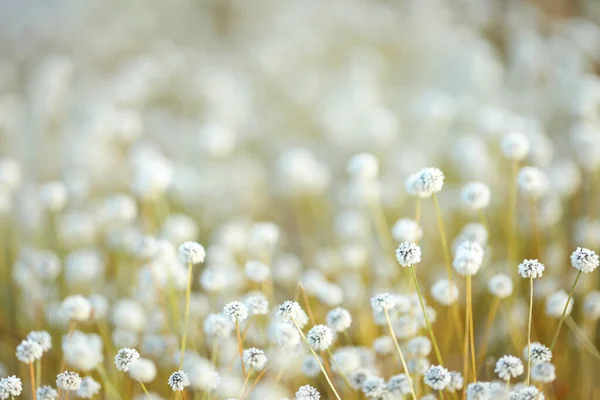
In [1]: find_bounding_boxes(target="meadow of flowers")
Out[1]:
[1,0,600,399]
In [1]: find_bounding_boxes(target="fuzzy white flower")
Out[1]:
[494,355,524,381]
[0,376,22,398]
[408,336,432,357]
[584,291,600,320]
[391,218,423,243]
[296,384,320,400]
[128,358,157,383]
[36,386,58,400]
[361,376,386,397]
[347,153,379,180]
[518,259,545,279]
[16,339,43,364]
[168,370,190,392]
[447,372,463,392]
[244,293,269,316]
[431,279,459,306]
[276,301,305,324]
[61,295,92,322]
[56,371,81,391]
[306,324,333,352]
[424,365,451,390]
[245,260,270,282]
[531,362,556,383]
[222,301,248,323]
[395,242,421,267]
[501,132,530,160]
[76,377,100,399]
[114,348,140,372]
[488,274,514,299]
[178,242,206,265]
[570,247,599,273]
[462,182,491,210]
[387,374,412,396]
[203,313,234,338]
[545,290,573,318]
[453,241,484,276]
[517,167,549,199]
[326,307,352,332]
[370,293,395,312]
[242,347,267,371]
[523,342,552,365]
[466,382,490,400]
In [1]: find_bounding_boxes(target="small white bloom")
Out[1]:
[242,347,267,371]
[76,377,101,399]
[168,370,190,392]
[517,167,549,199]
[570,247,599,273]
[56,371,81,391]
[61,295,92,322]
[546,290,573,318]
[307,325,333,351]
[583,290,600,320]
[36,385,58,400]
[431,279,459,306]
[395,242,421,267]
[523,342,553,365]
[453,241,484,276]
[326,307,352,332]
[424,365,451,390]
[462,182,491,210]
[488,274,514,299]
[347,153,379,180]
[466,382,490,400]
[178,242,206,265]
[501,132,530,160]
[245,260,270,282]
[392,218,423,243]
[223,301,248,323]
[387,374,412,396]
[0,376,23,397]
[114,348,140,372]
[128,358,157,383]
[518,259,545,279]
[447,372,463,392]
[531,362,556,383]
[361,376,386,397]
[296,384,320,400]
[370,293,395,312]
[494,355,524,381]
[16,339,43,364]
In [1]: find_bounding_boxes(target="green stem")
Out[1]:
[550,271,582,351]
[526,277,533,386]
[179,262,194,369]
[384,309,417,400]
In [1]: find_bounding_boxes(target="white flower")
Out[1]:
[461,182,491,210]
[466,382,490,400]
[168,371,190,392]
[408,336,432,357]
[56,371,81,391]
[570,247,599,273]
[545,290,573,318]
[186,357,220,391]
[326,307,352,332]
[114,348,140,372]
[203,313,234,338]
[245,260,270,282]
[387,374,412,396]
[276,301,304,323]
[76,377,101,399]
[395,242,421,267]
[488,274,513,299]
[244,293,269,316]
[222,301,248,323]
[501,132,530,160]
[447,372,463,392]
[128,358,157,383]
[517,167,549,199]
[518,259,545,279]
[61,295,92,322]
[431,279,459,306]
[242,348,267,371]
[302,356,322,378]
[494,355,524,381]
[417,167,445,195]
[0,376,22,398]
[584,291,600,320]
[36,385,58,400]
[424,365,451,390]
[307,325,333,351]
[347,153,379,180]
[453,241,484,276]
[523,342,552,365]
[16,339,43,364]
[296,384,320,400]
[370,293,395,312]
[510,386,544,400]
[531,362,556,383]
[178,242,206,265]
[392,218,423,243]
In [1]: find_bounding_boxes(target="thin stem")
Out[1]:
[410,265,444,365]
[139,382,152,399]
[179,262,194,369]
[439,390,445,400]
[466,275,476,382]
[432,194,453,283]
[236,321,246,376]
[29,362,36,400]
[241,368,268,400]
[526,277,533,386]
[298,283,316,325]
[462,289,470,393]
[550,271,582,351]
[325,348,354,391]
[290,317,342,400]
[369,197,394,255]
[35,359,41,388]
[238,367,253,399]
[383,309,417,400]
[476,297,500,370]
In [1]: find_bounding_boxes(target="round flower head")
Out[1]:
[245,260,270,282]
[242,347,267,371]
[431,279,459,306]
[517,167,549,199]
[392,218,423,243]
[462,182,491,210]
[373,336,394,355]
[523,342,552,365]
[16,339,43,364]
[453,241,484,276]
[276,301,304,323]
[128,358,157,383]
[36,385,58,400]
[546,290,573,318]
[408,358,430,375]
[360,376,385,397]
[416,167,445,195]
[302,355,322,378]
[61,295,92,321]
[244,293,269,316]
[56,371,81,391]
[168,370,190,391]
[326,307,352,332]
[424,365,451,390]
[370,293,395,312]
[488,274,514,299]
[0,376,23,397]
[27,331,52,352]
[178,241,206,265]
[395,242,421,267]
[307,325,333,351]
[510,386,544,400]
[405,173,429,198]
[518,259,545,279]
[584,290,600,320]
[447,372,464,392]
[387,374,412,397]
[466,382,490,400]
[296,384,320,400]
[39,180,68,212]
[494,355,524,381]
[501,132,530,160]
[76,377,101,399]
[203,313,233,338]
[222,301,248,323]
[408,336,432,357]
[570,247,599,273]
[531,362,556,383]
[114,347,140,372]
[347,153,379,180]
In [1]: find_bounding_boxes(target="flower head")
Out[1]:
[518,259,545,279]
[27,331,52,352]
[466,382,490,400]
[392,218,423,243]
[453,241,484,276]
[178,242,206,265]
[494,355,524,381]
[296,384,320,400]
[76,377,101,399]
[370,293,395,312]
[16,339,43,364]
[128,358,157,383]
[326,307,352,332]
[488,274,513,299]
[570,247,599,273]
[531,362,556,383]
[61,295,92,322]
[424,365,451,390]
[545,290,573,318]
[307,325,333,351]
[36,386,58,400]
[56,371,81,391]
[523,342,553,365]
[501,132,530,160]
[242,347,267,371]
[168,370,190,392]
[276,301,304,323]
[431,279,459,306]
[0,376,22,398]
[395,242,421,267]
[462,182,491,210]
[114,348,140,372]
[222,301,248,323]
